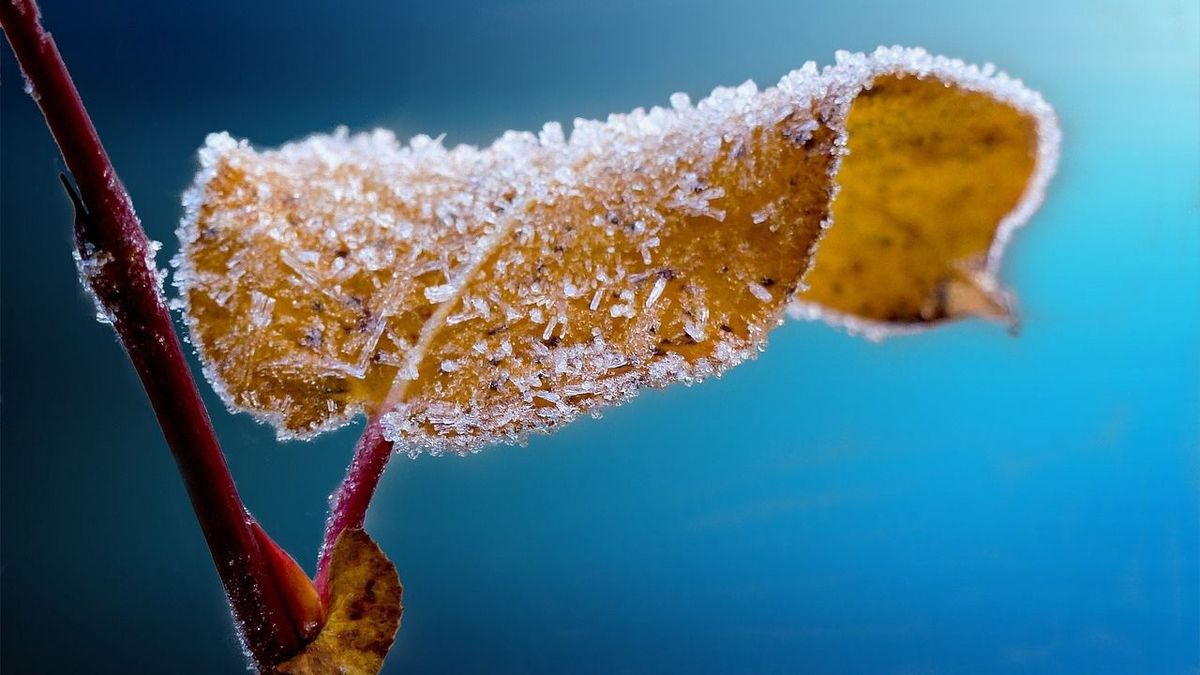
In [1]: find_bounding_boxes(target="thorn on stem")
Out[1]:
[58,171,87,221]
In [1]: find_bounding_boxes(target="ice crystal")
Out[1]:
[73,243,115,325]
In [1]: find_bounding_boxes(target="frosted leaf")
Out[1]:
[175,46,1058,451]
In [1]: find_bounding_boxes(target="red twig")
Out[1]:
[0,0,301,668]
[315,417,395,597]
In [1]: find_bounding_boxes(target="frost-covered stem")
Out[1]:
[0,1,301,668]
[316,417,393,596]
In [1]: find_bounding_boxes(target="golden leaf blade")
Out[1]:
[175,47,1059,450]
[792,68,1049,336]
[276,529,402,675]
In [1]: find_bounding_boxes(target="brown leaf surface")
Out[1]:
[175,47,1058,451]
[275,529,402,675]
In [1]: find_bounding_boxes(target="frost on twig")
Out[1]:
[174,46,1059,455]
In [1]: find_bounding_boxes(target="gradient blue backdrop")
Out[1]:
[3,1,1198,672]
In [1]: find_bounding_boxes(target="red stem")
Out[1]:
[0,1,301,668]
[315,417,394,596]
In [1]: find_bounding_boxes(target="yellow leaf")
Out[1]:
[174,47,1058,451]
[275,529,402,675]
[791,70,1052,336]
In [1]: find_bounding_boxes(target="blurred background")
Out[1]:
[3,1,1197,672]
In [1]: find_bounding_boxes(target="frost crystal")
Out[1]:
[73,243,116,325]
[175,47,1059,453]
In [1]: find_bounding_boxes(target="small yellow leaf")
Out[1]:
[175,47,1058,451]
[792,72,1044,334]
[275,529,402,675]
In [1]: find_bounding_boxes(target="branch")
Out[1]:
[0,1,302,668]
[315,418,394,597]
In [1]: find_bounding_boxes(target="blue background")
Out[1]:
[3,1,1197,672]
